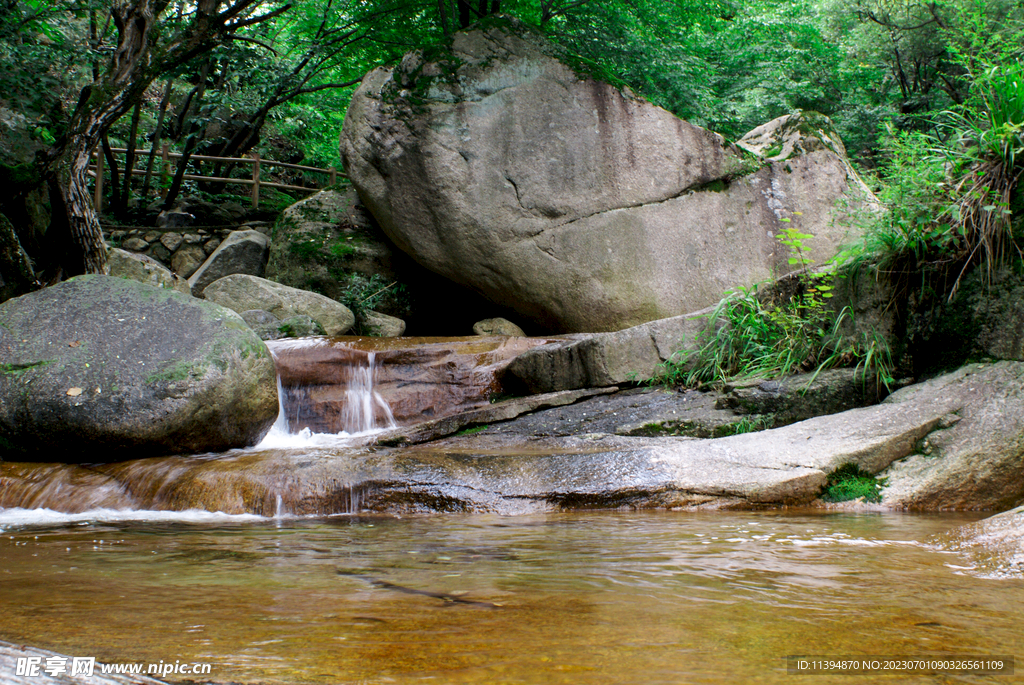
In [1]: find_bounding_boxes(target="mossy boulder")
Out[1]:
[0,275,278,461]
[203,273,355,336]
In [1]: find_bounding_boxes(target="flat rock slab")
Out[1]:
[474,386,744,438]
[373,386,620,446]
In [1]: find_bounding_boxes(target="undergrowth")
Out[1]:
[651,280,895,392]
[821,463,887,503]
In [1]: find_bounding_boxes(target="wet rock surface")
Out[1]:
[8,362,1021,513]
[717,367,892,424]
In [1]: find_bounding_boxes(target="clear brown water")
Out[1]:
[0,509,1020,684]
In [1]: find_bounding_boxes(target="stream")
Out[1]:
[1,509,1021,684]
[1,337,1021,683]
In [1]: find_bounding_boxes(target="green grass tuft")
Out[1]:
[821,464,887,503]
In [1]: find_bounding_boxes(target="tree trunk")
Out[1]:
[102,134,123,214]
[40,0,279,275]
[53,131,110,275]
[142,78,174,197]
[121,100,142,209]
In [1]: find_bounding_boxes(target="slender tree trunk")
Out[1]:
[142,78,174,197]
[53,126,112,275]
[101,134,123,213]
[438,0,450,36]
[121,100,142,209]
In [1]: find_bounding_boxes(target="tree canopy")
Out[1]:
[0,0,1022,289]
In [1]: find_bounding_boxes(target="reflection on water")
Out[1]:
[0,510,1019,684]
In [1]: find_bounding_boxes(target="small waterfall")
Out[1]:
[341,352,397,434]
[259,343,396,447]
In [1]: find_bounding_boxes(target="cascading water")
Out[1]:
[258,341,397,448]
[340,352,397,434]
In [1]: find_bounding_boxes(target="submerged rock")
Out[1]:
[0,275,278,461]
[341,20,872,332]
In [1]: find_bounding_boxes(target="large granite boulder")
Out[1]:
[341,19,871,333]
[188,229,271,296]
[203,274,355,336]
[0,276,278,461]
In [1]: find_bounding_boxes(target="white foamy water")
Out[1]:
[0,507,266,531]
[257,349,397,449]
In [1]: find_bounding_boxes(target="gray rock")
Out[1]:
[0,275,278,461]
[717,367,890,425]
[147,243,171,263]
[203,273,354,336]
[879,362,1024,510]
[239,309,285,341]
[482,386,758,439]
[276,315,324,338]
[240,309,279,327]
[0,212,34,303]
[359,309,406,337]
[122,237,149,252]
[341,23,871,332]
[203,238,221,254]
[107,247,190,295]
[188,229,271,296]
[507,306,713,392]
[375,387,619,446]
[159,231,183,252]
[170,244,206,278]
[473,317,525,337]
[155,209,194,229]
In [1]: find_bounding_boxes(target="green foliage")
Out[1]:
[843,5,1024,295]
[337,273,410,323]
[454,424,489,436]
[821,463,887,503]
[652,280,894,392]
[653,284,840,388]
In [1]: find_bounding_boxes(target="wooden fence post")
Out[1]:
[160,143,170,199]
[251,153,260,209]
[93,147,104,212]
[329,166,337,187]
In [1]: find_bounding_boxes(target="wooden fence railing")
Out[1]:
[88,145,343,210]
